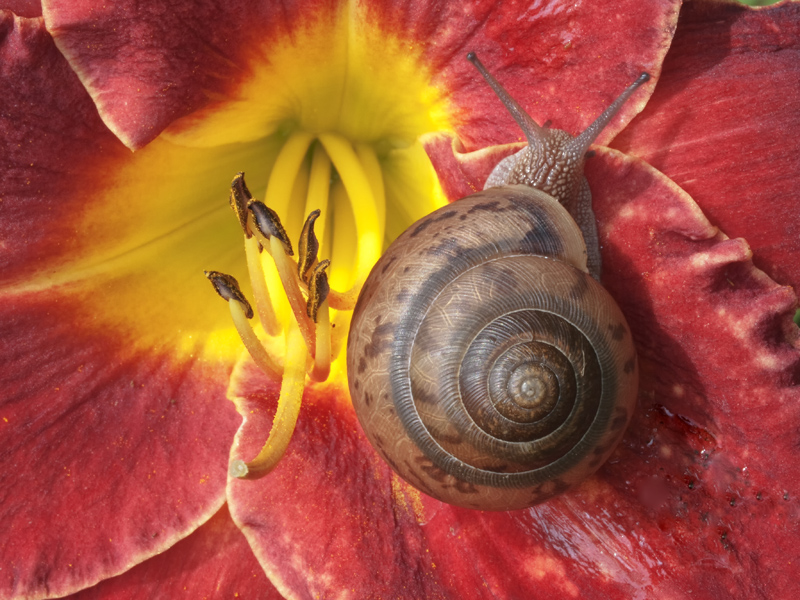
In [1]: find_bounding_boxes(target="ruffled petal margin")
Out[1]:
[67,505,283,600]
[228,146,800,598]
[0,13,243,599]
[613,0,800,291]
[41,0,679,150]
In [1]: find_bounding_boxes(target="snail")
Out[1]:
[346,54,644,511]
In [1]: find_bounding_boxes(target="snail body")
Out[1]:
[347,56,643,511]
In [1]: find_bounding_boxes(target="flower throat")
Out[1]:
[206,131,386,478]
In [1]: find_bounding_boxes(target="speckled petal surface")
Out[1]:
[66,505,284,600]
[0,13,244,599]
[613,0,800,291]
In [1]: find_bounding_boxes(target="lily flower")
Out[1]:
[0,1,797,599]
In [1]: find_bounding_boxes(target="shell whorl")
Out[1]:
[347,186,638,511]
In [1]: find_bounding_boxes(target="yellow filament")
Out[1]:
[329,309,349,365]
[230,321,307,478]
[304,143,332,249]
[327,179,357,292]
[268,235,316,356]
[228,300,283,380]
[264,131,314,219]
[244,234,281,336]
[310,298,331,382]
[355,142,386,246]
[318,133,381,308]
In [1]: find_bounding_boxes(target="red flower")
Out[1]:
[1,1,797,598]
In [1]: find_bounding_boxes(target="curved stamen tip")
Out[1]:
[229,172,252,237]
[466,51,478,63]
[298,209,322,284]
[229,459,249,479]
[205,270,254,319]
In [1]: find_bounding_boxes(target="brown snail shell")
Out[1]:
[347,186,638,510]
[346,55,643,511]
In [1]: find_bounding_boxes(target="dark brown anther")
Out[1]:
[306,259,331,322]
[248,200,294,256]
[229,172,253,237]
[204,270,254,318]
[298,209,321,285]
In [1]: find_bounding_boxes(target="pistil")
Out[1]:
[207,130,386,478]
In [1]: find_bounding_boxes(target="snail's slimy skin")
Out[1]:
[347,187,638,511]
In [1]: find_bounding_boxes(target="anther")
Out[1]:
[229,172,253,237]
[204,270,283,378]
[298,209,321,285]
[249,200,294,256]
[307,259,331,322]
[205,270,253,318]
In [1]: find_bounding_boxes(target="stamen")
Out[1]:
[306,259,331,322]
[318,133,381,309]
[244,235,281,336]
[298,209,321,284]
[229,321,307,479]
[304,143,332,249]
[265,131,315,218]
[205,271,282,379]
[308,260,332,382]
[311,297,331,382]
[354,143,386,245]
[229,172,253,236]
[327,180,357,293]
[247,202,315,359]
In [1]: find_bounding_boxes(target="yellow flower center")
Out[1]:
[195,4,460,478]
[197,16,464,476]
[212,129,447,477]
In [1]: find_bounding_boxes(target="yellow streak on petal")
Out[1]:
[163,5,452,149]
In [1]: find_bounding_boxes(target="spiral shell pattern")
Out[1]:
[348,186,638,510]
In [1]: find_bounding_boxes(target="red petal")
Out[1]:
[0,11,128,285]
[0,289,241,599]
[424,0,679,150]
[66,505,283,600]
[227,364,449,598]
[0,15,243,598]
[612,0,800,290]
[423,134,523,200]
[42,0,678,150]
[4,2,41,18]
[40,0,282,150]
[230,148,799,598]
